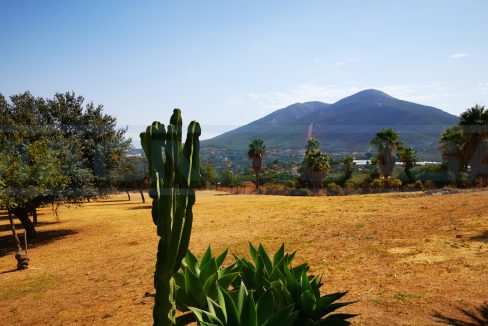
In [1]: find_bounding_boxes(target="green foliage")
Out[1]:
[326,183,342,196]
[232,244,356,325]
[370,128,400,177]
[408,164,453,186]
[218,169,243,187]
[0,91,129,236]
[174,244,357,325]
[397,146,418,182]
[140,110,201,326]
[300,138,331,190]
[200,161,217,188]
[248,139,266,190]
[174,247,239,324]
[189,282,298,326]
[368,177,402,190]
[115,156,149,195]
[341,155,355,181]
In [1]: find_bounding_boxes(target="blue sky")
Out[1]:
[1,0,487,140]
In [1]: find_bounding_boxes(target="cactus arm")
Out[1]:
[172,121,201,273]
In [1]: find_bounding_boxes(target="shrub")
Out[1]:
[289,188,313,196]
[408,180,424,190]
[285,180,296,188]
[326,182,342,196]
[383,177,402,189]
[179,244,357,326]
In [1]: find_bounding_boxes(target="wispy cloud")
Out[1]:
[479,82,488,94]
[335,61,343,66]
[450,53,467,59]
[246,83,363,109]
[244,82,459,111]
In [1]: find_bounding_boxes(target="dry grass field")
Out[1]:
[1,190,487,325]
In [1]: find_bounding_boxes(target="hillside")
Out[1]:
[202,89,458,161]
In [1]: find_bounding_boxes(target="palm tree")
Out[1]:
[370,128,400,177]
[341,155,355,181]
[247,139,266,191]
[439,126,466,180]
[300,138,330,191]
[398,146,418,182]
[459,105,488,182]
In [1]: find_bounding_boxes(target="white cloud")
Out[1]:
[479,82,488,94]
[244,82,462,112]
[335,61,343,66]
[450,53,467,59]
[247,83,363,109]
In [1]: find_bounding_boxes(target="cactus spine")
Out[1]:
[140,109,201,326]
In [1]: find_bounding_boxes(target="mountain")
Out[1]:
[202,89,459,161]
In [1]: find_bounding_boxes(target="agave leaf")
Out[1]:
[202,273,218,296]
[175,286,200,309]
[184,268,205,306]
[219,285,240,325]
[300,289,317,318]
[258,244,273,273]
[173,271,186,288]
[215,249,228,268]
[217,272,239,290]
[240,289,258,326]
[200,259,218,285]
[262,304,297,326]
[249,242,258,263]
[218,262,237,278]
[201,246,213,266]
[237,282,248,313]
[256,289,274,324]
[185,250,200,275]
[300,269,313,293]
[273,243,285,267]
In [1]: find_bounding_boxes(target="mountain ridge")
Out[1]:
[202,89,459,161]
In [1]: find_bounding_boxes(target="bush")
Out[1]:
[177,244,357,326]
[408,179,424,190]
[289,188,313,196]
[285,179,296,188]
[326,182,342,195]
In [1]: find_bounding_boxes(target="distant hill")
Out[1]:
[202,89,458,161]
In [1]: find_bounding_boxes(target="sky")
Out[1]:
[1,0,487,141]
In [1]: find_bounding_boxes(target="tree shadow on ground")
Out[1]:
[0,221,60,233]
[0,229,78,258]
[127,205,151,210]
[469,230,488,242]
[433,304,488,325]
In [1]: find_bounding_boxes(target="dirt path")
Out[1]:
[1,190,487,325]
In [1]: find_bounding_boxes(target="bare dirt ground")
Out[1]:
[1,190,487,325]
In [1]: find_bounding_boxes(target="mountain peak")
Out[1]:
[355,89,392,97]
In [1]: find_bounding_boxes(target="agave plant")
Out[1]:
[174,247,239,325]
[189,282,298,326]
[235,243,357,325]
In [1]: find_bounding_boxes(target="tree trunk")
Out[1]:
[8,211,29,270]
[8,212,22,253]
[126,191,131,201]
[32,207,38,225]
[15,209,36,239]
[255,171,260,191]
[140,189,145,203]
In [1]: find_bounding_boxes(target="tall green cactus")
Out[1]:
[140,109,201,326]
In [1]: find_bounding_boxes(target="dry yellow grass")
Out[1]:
[0,190,487,325]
